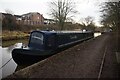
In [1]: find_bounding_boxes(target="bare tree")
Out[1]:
[83,16,94,26]
[3,9,17,31]
[5,9,14,15]
[80,16,95,31]
[100,1,120,52]
[49,0,77,30]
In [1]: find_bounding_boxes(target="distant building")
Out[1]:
[2,13,16,24]
[14,15,22,24]
[44,18,55,25]
[2,13,13,19]
[13,12,44,25]
[21,12,44,25]
[64,22,72,25]
[2,12,45,26]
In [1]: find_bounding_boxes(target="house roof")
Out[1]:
[14,15,22,18]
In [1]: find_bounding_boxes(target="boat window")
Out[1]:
[30,32,44,45]
[48,36,55,47]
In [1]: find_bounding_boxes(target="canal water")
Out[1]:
[0,33,101,79]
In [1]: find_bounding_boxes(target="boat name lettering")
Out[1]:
[70,35,77,39]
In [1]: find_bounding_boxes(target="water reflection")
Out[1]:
[94,32,101,37]
[0,47,2,79]
[0,43,23,79]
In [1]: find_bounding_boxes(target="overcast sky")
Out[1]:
[0,0,108,26]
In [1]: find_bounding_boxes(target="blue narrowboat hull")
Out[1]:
[12,36,92,65]
[12,48,54,65]
[12,30,94,65]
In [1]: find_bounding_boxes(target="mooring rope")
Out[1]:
[0,58,13,70]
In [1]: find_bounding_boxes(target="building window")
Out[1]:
[37,17,39,19]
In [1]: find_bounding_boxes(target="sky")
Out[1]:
[0,0,108,26]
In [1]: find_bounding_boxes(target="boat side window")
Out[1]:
[30,32,44,45]
[48,35,55,47]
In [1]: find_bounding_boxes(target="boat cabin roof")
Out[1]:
[31,30,92,35]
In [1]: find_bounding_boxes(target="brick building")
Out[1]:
[15,12,44,25]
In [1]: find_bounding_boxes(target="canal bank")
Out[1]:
[3,32,119,78]
[2,31,29,41]
[2,39,29,47]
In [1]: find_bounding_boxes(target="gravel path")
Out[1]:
[5,33,119,78]
[100,33,119,78]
